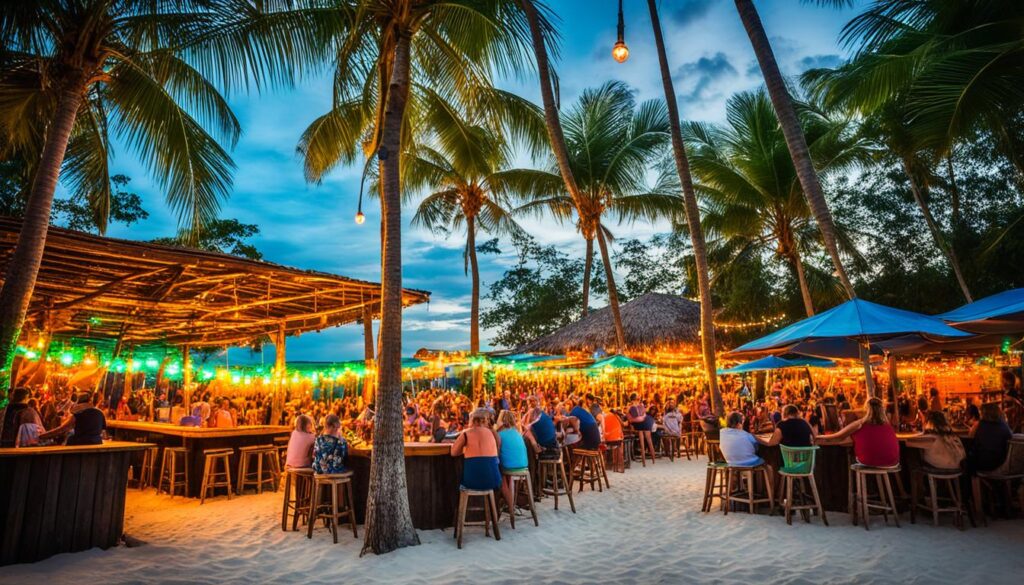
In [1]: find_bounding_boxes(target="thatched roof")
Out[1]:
[0,217,430,347]
[517,292,701,354]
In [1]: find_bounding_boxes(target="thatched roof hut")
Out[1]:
[517,292,701,354]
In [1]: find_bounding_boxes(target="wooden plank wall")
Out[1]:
[0,450,131,565]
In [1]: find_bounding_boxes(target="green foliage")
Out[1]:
[151,218,262,260]
[611,233,689,302]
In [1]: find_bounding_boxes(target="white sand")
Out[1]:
[2,458,1021,585]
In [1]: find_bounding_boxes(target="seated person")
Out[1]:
[568,397,601,450]
[39,392,106,446]
[451,408,502,491]
[180,403,209,427]
[494,410,528,512]
[16,400,46,448]
[764,404,815,447]
[210,398,236,428]
[969,403,1012,473]
[719,411,768,467]
[661,399,684,437]
[907,411,965,471]
[819,397,899,468]
[285,414,315,469]
[312,415,348,475]
[626,393,655,432]
[1,388,30,448]
[523,396,559,456]
[593,402,623,443]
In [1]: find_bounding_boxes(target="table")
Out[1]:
[347,442,462,530]
[106,421,291,498]
[0,441,151,565]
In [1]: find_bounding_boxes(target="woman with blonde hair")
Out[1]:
[451,408,502,491]
[494,410,529,512]
[819,397,899,467]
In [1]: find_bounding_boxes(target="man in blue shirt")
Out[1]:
[524,395,558,454]
[567,397,601,449]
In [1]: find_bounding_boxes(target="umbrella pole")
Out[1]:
[887,354,899,427]
[860,342,877,399]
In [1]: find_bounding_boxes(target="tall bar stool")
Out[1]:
[537,454,576,513]
[158,446,188,497]
[281,467,314,531]
[572,449,606,493]
[604,440,625,473]
[635,430,656,467]
[621,434,635,469]
[660,434,681,462]
[779,446,827,526]
[849,463,901,530]
[500,469,538,529]
[307,472,358,543]
[199,448,234,504]
[273,436,290,473]
[454,488,501,549]
[702,440,728,512]
[972,438,1024,525]
[237,444,280,494]
[137,444,160,490]
[912,466,967,529]
[723,462,775,515]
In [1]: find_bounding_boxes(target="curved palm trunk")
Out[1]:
[519,0,584,207]
[595,228,626,352]
[0,70,85,404]
[581,237,593,317]
[467,216,480,354]
[734,0,856,301]
[788,247,815,317]
[647,0,724,417]
[901,158,973,303]
[361,31,419,556]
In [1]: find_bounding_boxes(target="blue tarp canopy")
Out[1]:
[588,355,654,370]
[730,299,972,358]
[938,288,1024,334]
[488,353,564,365]
[718,355,835,375]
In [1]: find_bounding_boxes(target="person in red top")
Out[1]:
[818,397,899,467]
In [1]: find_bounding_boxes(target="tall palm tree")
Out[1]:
[684,89,872,317]
[646,0,725,416]
[293,0,543,555]
[404,90,528,357]
[733,0,858,301]
[0,1,265,404]
[509,81,679,353]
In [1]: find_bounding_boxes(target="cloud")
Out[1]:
[667,0,715,27]
[675,52,739,105]
[796,54,843,72]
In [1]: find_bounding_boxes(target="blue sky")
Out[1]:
[96,0,867,363]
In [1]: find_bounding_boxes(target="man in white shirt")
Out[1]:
[662,398,684,437]
[719,411,768,467]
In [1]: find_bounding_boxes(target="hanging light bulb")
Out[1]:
[355,210,366,224]
[612,0,629,63]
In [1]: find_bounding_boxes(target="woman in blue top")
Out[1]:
[494,410,529,513]
[312,414,349,475]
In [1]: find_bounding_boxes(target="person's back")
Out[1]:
[777,417,813,447]
[67,407,105,446]
[531,410,558,449]
[603,411,624,442]
[852,423,899,467]
[463,425,498,458]
[497,428,528,471]
[719,414,762,467]
[570,405,600,449]
[973,418,1012,472]
[213,407,234,428]
[286,429,315,468]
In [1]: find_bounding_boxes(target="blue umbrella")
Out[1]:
[781,355,837,369]
[588,355,654,370]
[938,288,1024,334]
[718,355,835,375]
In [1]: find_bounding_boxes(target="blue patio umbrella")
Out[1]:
[718,355,835,375]
[588,355,653,370]
[778,355,837,369]
[938,288,1024,334]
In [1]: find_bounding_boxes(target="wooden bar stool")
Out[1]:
[702,440,728,512]
[158,446,188,497]
[572,449,606,493]
[306,472,358,543]
[237,444,280,494]
[724,463,774,515]
[500,469,538,529]
[660,434,681,462]
[621,434,635,469]
[912,466,966,529]
[779,446,827,526]
[635,430,656,467]
[200,448,234,504]
[538,455,576,513]
[281,467,314,532]
[454,488,501,549]
[138,445,159,490]
[273,436,289,473]
[849,463,901,530]
[603,440,625,473]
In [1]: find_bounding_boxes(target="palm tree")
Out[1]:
[645,0,725,417]
[733,0,858,300]
[293,0,543,555]
[684,89,872,317]
[0,1,262,403]
[509,81,679,353]
[405,90,528,357]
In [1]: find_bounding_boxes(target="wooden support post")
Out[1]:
[362,306,376,407]
[888,354,899,427]
[273,323,286,425]
[182,344,192,412]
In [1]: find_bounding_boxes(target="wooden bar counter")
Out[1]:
[347,442,462,530]
[0,441,151,566]
[106,421,291,498]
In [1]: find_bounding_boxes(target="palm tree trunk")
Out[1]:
[946,154,961,230]
[0,69,85,405]
[595,228,626,352]
[467,215,480,354]
[519,0,584,207]
[647,0,723,417]
[581,237,593,317]
[734,0,856,300]
[361,30,419,556]
[789,247,815,317]
[901,158,973,303]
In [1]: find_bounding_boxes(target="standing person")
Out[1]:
[210,398,236,428]
[662,398,684,439]
[764,404,816,447]
[312,414,348,475]
[451,408,502,491]
[1,388,31,447]
[494,410,528,513]
[285,414,316,469]
[39,392,106,446]
[819,398,899,468]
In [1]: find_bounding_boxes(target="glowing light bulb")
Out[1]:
[612,40,629,63]
[355,211,366,224]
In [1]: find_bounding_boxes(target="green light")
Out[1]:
[24,350,38,360]
[60,353,74,366]
[145,357,159,369]
[231,375,241,384]
[89,316,102,325]
[1001,337,1012,354]
[167,363,180,375]
[202,369,215,381]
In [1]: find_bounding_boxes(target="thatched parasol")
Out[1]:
[516,292,701,354]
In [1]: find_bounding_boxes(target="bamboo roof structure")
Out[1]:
[0,217,430,348]
[517,292,701,354]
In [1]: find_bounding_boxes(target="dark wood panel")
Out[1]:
[37,454,64,561]
[0,457,31,565]
[348,452,463,530]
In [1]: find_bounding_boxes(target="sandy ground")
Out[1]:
[3,457,1021,585]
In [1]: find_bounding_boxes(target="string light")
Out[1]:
[612,0,629,63]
